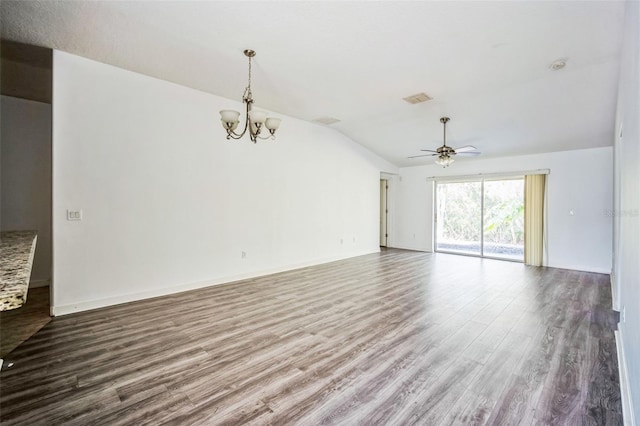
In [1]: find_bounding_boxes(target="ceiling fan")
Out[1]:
[409,117,481,167]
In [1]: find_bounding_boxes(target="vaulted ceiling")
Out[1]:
[0,1,625,167]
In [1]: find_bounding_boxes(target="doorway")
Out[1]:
[380,179,389,247]
[0,42,53,359]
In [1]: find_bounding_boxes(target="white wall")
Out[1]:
[1,95,52,286]
[613,0,640,423]
[52,51,397,315]
[392,147,613,273]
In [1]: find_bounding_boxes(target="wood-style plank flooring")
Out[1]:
[0,286,51,358]
[0,249,622,425]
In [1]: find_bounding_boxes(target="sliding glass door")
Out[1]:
[482,179,525,260]
[435,178,524,261]
[435,181,482,256]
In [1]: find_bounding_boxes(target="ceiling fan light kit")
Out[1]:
[220,49,281,143]
[408,116,481,167]
[436,154,454,167]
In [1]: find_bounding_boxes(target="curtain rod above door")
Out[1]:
[426,169,550,182]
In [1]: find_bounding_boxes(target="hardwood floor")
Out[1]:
[0,249,622,425]
[0,286,51,358]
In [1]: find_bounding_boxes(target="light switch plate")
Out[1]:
[67,209,83,221]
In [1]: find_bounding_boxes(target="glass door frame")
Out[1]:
[433,175,524,263]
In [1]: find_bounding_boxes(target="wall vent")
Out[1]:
[403,92,432,104]
[313,116,341,125]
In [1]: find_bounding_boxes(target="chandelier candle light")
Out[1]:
[220,49,281,143]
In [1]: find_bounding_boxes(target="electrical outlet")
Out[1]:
[67,209,83,221]
[241,251,246,259]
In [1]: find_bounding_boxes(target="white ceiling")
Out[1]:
[0,1,625,167]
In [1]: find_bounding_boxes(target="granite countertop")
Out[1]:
[1,231,38,311]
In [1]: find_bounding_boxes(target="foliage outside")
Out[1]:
[436,179,524,258]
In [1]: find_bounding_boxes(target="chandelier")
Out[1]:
[219,50,281,143]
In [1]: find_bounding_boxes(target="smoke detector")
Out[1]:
[549,59,567,70]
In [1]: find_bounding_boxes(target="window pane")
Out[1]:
[436,181,482,255]
[483,179,524,261]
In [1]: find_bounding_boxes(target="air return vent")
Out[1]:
[403,92,432,104]
[313,116,341,125]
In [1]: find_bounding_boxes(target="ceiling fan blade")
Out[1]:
[455,151,481,156]
[408,153,438,159]
[419,149,439,153]
[453,145,478,153]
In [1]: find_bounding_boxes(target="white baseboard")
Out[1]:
[387,244,432,253]
[51,249,378,316]
[545,262,611,274]
[615,329,636,426]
